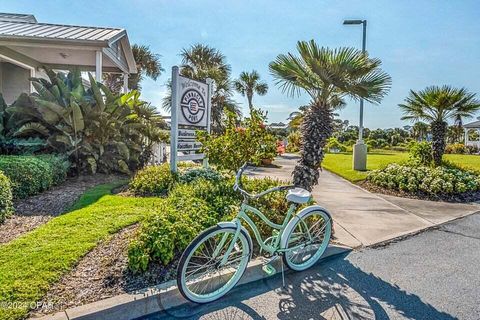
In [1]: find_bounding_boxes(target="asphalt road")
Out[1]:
[142,212,480,320]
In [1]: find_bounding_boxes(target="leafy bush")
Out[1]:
[366,138,388,149]
[445,143,467,154]
[9,69,167,175]
[286,131,301,153]
[128,173,291,272]
[129,164,177,196]
[37,154,70,185]
[326,137,347,153]
[409,141,433,165]
[0,171,13,223]
[179,167,224,184]
[466,145,480,155]
[0,155,68,199]
[367,163,480,195]
[197,108,277,172]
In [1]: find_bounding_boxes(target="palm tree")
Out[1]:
[104,44,163,93]
[270,40,391,190]
[399,85,480,166]
[130,44,163,90]
[163,44,240,133]
[233,70,268,112]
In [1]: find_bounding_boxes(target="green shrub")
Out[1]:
[445,143,467,154]
[367,163,480,195]
[326,137,347,153]
[179,168,224,184]
[0,171,13,223]
[37,154,70,185]
[366,138,388,149]
[0,155,68,199]
[466,145,479,154]
[127,173,291,273]
[409,141,433,166]
[286,131,301,153]
[129,164,177,196]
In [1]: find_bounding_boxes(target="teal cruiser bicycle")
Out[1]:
[177,162,332,303]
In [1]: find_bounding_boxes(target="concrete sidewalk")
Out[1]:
[246,154,480,247]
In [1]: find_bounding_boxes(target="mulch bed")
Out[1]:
[0,174,125,245]
[360,180,480,203]
[31,224,179,316]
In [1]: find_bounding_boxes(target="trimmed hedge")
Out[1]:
[367,163,480,195]
[0,171,13,223]
[0,155,69,199]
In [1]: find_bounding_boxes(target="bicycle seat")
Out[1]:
[286,188,311,204]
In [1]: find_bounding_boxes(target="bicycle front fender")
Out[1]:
[280,205,332,250]
[217,221,254,258]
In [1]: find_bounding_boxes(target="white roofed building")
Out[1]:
[0,12,137,103]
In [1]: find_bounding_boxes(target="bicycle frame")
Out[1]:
[215,202,298,265]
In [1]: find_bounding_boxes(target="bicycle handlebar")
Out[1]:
[234,162,295,199]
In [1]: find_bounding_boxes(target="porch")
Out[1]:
[0,12,137,103]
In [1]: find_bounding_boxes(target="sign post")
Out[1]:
[170,66,212,173]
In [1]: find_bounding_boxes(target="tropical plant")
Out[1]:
[163,44,240,133]
[233,70,268,112]
[270,41,391,190]
[399,86,480,166]
[103,44,163,93]
[10,68,167,174]
[0,94,48,154]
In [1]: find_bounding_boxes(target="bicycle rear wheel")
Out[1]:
[177,225,251,303]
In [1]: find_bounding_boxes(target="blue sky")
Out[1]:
[3,0,480,128]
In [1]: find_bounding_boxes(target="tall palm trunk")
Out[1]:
[431,120,447,166]
[293,101,334,191]
[247,92,253,113]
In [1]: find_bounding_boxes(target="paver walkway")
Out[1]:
[246,154,480,247]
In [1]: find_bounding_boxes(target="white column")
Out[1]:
[95,51,102,83]
[29,68,36,93]
[123,73,129,93]
[464,128,469,145]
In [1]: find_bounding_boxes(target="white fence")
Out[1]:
[149,142,167,165]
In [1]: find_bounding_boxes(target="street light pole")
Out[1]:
[344,19,368,171]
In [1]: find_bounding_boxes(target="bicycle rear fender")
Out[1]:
[280,205,332,250]
[217,221,254,258]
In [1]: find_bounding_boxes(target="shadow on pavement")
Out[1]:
[141,253,455,320]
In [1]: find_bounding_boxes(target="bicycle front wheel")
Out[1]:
[177,225,251,303]
[282,210,332,271]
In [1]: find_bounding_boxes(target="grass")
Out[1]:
[322,150,408,182]
[0,180,162,320]
[322,151,480,182]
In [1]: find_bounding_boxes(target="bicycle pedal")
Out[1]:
[262,264,276,276]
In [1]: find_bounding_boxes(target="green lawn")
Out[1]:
[0,180,162,320]
[323,151,480,182]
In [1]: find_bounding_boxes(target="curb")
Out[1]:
[32,245,351,320]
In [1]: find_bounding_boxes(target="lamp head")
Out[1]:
[343,19,364,25]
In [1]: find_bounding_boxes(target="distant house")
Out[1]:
[268,122,288,130]
[0,12,137,104]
